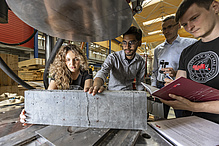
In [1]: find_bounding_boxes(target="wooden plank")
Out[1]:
[11,55,18,70]
[0,86,12,94]
[18,58,45,68]
[0,53,18,86]
[0,107,22,125]
[0,107,23,138]
[0,54,7,64]
[1,71,8,86]
[36,126,109,146]
[0,70,2,86]
[18,70,43,81]
[25,90,147,130]
[0,54,18,71]
[0,125,46,146]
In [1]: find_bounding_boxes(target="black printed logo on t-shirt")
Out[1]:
[188,51,219,83]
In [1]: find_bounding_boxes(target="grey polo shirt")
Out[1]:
[95,50,145,91]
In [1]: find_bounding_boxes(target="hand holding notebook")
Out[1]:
[141,77,219,102]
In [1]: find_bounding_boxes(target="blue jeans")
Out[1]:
[174,110,184,118]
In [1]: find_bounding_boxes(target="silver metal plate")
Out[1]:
[36,126,109,146]
[6,0,133,42]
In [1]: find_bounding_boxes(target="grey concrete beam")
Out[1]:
[25,90,147,130]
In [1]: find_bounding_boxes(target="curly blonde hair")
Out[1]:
[49,44,88,89]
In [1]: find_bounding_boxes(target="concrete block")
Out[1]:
[25,90,147,130]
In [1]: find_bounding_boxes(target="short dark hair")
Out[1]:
[163,15,175,22]
[123,26,142,41]
[176,0,213,22]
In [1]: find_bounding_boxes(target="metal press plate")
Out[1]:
[6,0,133,42]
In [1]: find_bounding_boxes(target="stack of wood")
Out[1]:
[18,58,45,96]
[18,58,45,81]
[18,81,45,96]
[0,53,18,95]
[0,93,24,103]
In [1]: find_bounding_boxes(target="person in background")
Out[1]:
[88,26,146,96]
[161,0,219,124]
[151,15,197,118]
[20,44,93,123]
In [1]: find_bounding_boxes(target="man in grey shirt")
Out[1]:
[151,15,197,118]
[88,26,146,96]
[151,16,197,89]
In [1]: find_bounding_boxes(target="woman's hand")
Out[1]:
[161,67,177,77]
[19,109,27,125]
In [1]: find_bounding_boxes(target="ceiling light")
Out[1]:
[143,17,162,26]
[148,30,162,35]
[143,13,175,26]
[142,0,161,8]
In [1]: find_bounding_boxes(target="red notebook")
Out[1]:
[142,77,219,101]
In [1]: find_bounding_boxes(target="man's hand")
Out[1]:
[160,94,194,111]
[87,77,105,96]
[163,78,173,86]
[88,85,105,96]
[161,67,176,77]
[84,87,90,92]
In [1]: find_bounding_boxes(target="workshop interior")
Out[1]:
[0,0,219,145]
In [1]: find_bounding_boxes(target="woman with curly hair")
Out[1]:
[48,44,93,91]
[20,44,93,124]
